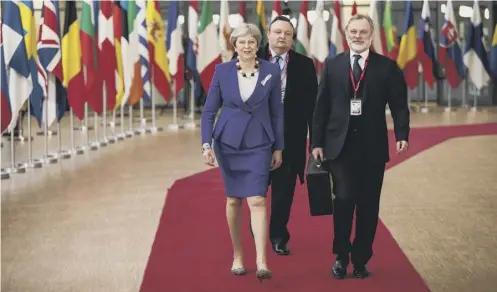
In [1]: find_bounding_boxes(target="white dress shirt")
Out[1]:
[349,49,370,70]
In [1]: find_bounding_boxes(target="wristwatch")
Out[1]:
[201,143,211,152]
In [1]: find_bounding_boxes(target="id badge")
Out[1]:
[350,99,362,116]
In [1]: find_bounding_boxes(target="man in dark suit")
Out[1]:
[311,14,410,279]
[237,16,317,255]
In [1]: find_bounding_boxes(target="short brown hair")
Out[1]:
[345,14,374,32]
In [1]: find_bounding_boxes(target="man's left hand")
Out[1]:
[396,141,408,153]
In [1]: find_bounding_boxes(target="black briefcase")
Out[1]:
[306,155,334,216]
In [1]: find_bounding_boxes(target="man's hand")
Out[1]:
[312,147,324,161]
[271,150,283,170]
[396,141,408,153]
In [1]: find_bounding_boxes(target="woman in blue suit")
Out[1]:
[201,23,284,282]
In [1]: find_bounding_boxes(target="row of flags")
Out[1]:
[0,0,181,135]
[1,0,496,135]
[298,0,495,91]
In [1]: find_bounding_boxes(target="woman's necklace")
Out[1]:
[236,58,259,78]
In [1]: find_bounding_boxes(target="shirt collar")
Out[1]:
[270,48,289,61]
[350,49,370,61]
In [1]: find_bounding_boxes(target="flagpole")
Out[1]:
[470,82,478,112]
[118,104,125,140]
[57,120,71,159]
[167,82,179,131]
[444,81,453,112]
[43,81,57,164]
[7,121,26,174]
[101,81,108,146]
[90,111,99,150]
[69,109,84,155]
[421,75,429,113]
[107,110,117,143]
[184,79,196,129]
[126,105,134,137]
[26,98,43,169]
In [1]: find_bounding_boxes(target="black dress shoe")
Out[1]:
[332,259,348,279]
[271,243,290,255]
[352,265,369,278]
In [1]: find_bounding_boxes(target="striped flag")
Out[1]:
[147,0,171,101]
[329,0,345,57]
[130,0,150,105]
[81,0,102,114]
[1,19,12,133]
[271,0,282,21]
[113,2,125,109]
[61,1,86,120]
[256,0,267,48]
[166,1,185,94]
[309,0,328,71]
[186,1,201,100]
[383,0,397,60]
[125,0,143,106]
[2,0,33,132]
[219,0,233,62]
[197,0,222,91]
[369,0,386,55]
[417,0,437,88]
[397,0,418,89]
[438,0,465,89]
[295,0,310,57]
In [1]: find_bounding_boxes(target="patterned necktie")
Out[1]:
[273,55,282,69]
[353,54,362,84]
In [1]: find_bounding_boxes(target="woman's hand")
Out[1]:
[271,150,283,170]
[203,149,216,166]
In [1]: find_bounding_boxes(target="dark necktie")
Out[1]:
[273,55,282,68]
[353,54,362,84]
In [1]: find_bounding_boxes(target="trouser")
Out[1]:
[269,160,298,245]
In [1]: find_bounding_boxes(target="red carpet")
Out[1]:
[140,123,497,292]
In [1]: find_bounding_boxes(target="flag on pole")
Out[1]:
[438,0,465,89]
[271,0,282,21]
[1,20,12,133]
[309,0,329,71]
[197,0,222,91]
[113,2,125,109]
[20,0,44,125]
[369,0,386,55]
[219,0,233,62]
[463,0,490,90]
[490,24,497,77]
[146,0,171,101]
[125,0,143,106]
[98,0,117,110]
[256,0,267,48]
[130,0,150,105]
[38,0,66,125]
[166,0,185,94]
[383,0,398,60]
[81,0,103,114]
[2,0,33,132]
[295,0,310,56]
[417,0,437,88]
[61,0,86,120]
[329,0,345,57]
[396,0,418,89]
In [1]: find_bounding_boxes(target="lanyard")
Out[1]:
[349,57,369,99]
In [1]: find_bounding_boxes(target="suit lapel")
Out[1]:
[284,50,296,101]
[341,51,352,99]
[361,51,378,105]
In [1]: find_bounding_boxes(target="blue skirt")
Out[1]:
[214,140,272,198]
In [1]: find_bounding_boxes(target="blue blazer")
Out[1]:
[201,59,284,150]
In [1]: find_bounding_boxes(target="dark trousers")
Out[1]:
[269,161,297,245]
[328,130,386,266]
